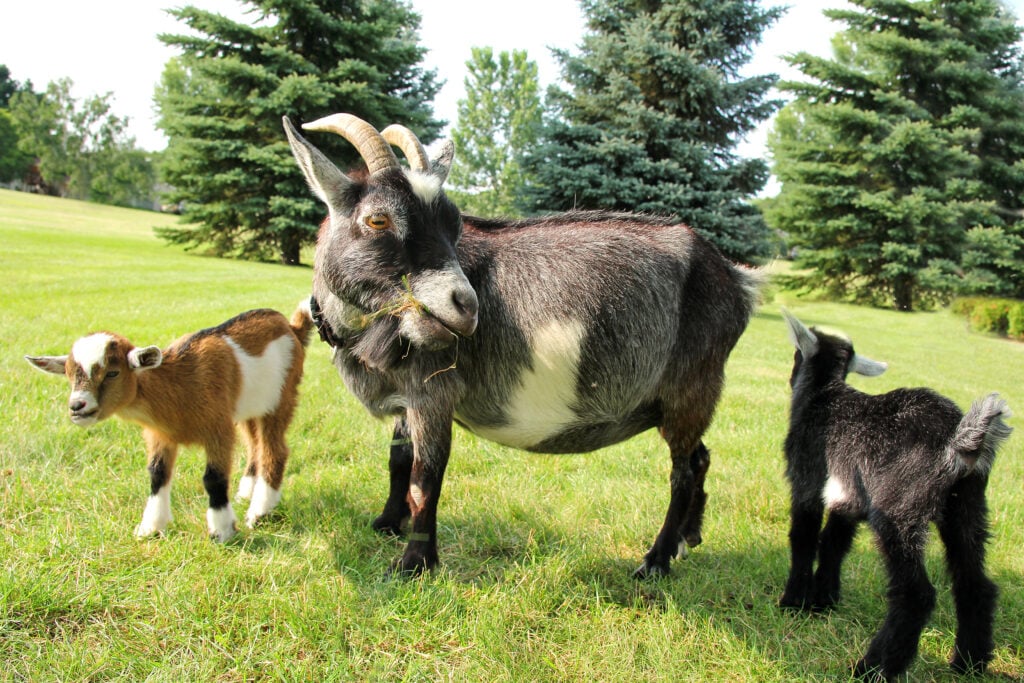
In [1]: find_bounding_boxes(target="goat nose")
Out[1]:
[70,398,87,412]
[452,287,479,336]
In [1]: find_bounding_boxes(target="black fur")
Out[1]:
[780,312,1012,681]
[285,117,762,577]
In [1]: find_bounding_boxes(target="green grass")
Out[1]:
[1,188,1022,681]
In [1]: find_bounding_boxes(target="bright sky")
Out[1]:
[3,0,1023,169]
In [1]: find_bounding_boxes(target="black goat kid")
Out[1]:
[780,310,1012,681]
[284,113,761,577]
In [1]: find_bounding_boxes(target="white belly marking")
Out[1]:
[463,319,585,449]
[227,335,294,421]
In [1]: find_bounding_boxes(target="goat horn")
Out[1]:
[381,124,430,173]
[302,113,400,176]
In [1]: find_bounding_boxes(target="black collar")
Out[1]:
[309,295,344,349]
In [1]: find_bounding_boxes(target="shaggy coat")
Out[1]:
[285,114,760,576]
[780,310,1012,681]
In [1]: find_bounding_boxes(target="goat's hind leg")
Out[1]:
[203,426,238,542]
[634,425,708,579]
[679,442,710,552]
[854,522,935,681]
[244,413,290,528]
[372,415,413,536]
[810,512,857,610]
[779,496,824,610]
[236,419,260,501]
[938,475,997,675]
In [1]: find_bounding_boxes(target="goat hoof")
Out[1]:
[133,523,167,539]
[950,653,989,676]
[853,658,889,682]
[632,560,670,580]
[388,555,434,578]
[372,514,407,537]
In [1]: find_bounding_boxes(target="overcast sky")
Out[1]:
[3,0,1023,169]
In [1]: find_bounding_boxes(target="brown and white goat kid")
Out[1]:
[26,304,314,542]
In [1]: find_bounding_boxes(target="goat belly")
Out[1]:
[452,317,659,454]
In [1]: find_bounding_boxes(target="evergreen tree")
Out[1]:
[522,0,783,264]
[156,0,442,265]
[767,0,1024,310]
[447,48,542,217]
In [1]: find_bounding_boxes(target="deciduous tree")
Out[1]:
[447,48,543,217]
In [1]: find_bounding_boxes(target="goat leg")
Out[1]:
[779,498,824,609]
[389,406,451,576]
[373,415,413,536]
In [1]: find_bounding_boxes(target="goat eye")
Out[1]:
[105,370,119,380]
[365,213,392,231]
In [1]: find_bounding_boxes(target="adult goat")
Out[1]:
[284,113,761,576]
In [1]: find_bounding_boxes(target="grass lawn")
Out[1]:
[1,188,1021,681]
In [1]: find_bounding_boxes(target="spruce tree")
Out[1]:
[768,0,1024,310]
[522,0,783,264]
[155,0,441,264]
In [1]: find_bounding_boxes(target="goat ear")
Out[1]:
[850,353,887,377]
[781,308,819,359]
[429,140,455,184]
[25,354,69,375]
[282,116,356,210]
[127,346,163,370]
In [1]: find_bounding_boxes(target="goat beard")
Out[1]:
[350,316,405,371]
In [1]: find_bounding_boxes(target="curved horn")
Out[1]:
[381,124,430,172]
[302,113,400,176]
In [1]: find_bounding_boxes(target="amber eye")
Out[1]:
[365,213,392,231]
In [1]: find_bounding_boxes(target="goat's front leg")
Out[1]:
[811,512,858,609]
[202,427,238,542]
[780,495,824,609]
[372,415,413,536]
[135,429,178,538]
[391,405,452,576]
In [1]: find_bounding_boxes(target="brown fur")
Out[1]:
[28,304,314,539]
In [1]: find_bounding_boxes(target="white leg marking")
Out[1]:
[244,477,282,528]
[822,476,847,509]
[135,484,172,537]
[236,475,255,500]
[409,483,425,509]
[676,541,690,559]
[207,504,238,542]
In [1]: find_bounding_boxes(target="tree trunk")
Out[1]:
[893,275,914,312]
[279,230,301,266]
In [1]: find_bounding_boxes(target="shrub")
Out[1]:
[951,297,1024,340]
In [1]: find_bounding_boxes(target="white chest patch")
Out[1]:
[226,335,294,421]
[822,476,848,509]
[72,333,114,376]
[462,319,585,449]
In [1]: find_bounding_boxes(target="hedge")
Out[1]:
[951,297,1024,340]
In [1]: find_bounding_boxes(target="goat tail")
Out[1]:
[946,393,1013,477]
[290,299,315,348]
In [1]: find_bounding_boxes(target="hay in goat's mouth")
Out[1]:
[346,275,430,331]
